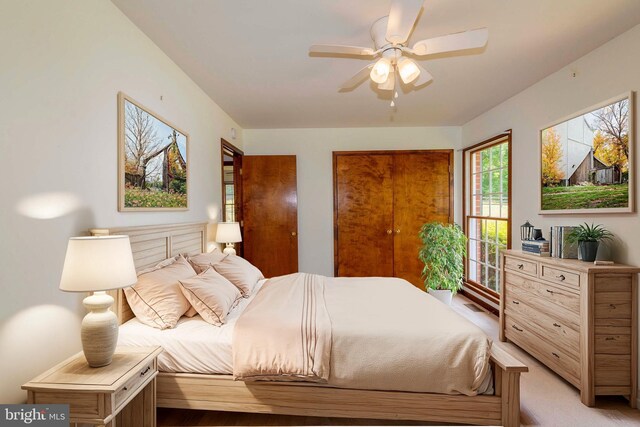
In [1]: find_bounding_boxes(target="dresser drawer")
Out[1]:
[505,314,580,386]
[504,256,537,277]
[540,264,580,290]
[595,354,631,387]
[114,361,156,409]
[504,299,579,359]
[504,272,579,328]
[595,334,631,355]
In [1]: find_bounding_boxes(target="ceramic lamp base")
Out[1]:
[222,243,236,255]
[81,291,118,368]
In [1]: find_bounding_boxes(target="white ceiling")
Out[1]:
[112,0,640,129]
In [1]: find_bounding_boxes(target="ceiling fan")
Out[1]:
[309,0,488,106]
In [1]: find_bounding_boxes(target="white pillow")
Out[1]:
[187,249,227,274]
[124,256,196,329]
[178,268,242,326]
[213,255,264,297]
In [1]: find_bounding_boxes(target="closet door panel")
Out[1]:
[335,154,394,277]
[393,152,452,288]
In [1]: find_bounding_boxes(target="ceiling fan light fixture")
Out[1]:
[370,58,391,84]
[397,57,420,84]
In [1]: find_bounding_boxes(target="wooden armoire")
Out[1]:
[333,150,453,288]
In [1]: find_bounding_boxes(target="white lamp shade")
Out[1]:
[370,58,391,84]
[215,222,242,243]
[397,57,421,84]
[59,235,137,292]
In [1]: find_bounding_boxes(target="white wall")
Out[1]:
[462,24,640,401]
[0,0,242,403]
[243,127,461,276]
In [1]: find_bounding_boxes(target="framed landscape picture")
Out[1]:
[118,92,188,211]
[539,92,634,214]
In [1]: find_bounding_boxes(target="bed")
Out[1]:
[90,222,527,426]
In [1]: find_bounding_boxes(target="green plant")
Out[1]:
[418,222,467,295]
[566,223,614,243]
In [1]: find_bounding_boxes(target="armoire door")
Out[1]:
[393,152,453,287]
[242,155,298,278]
[334,154,395,277]
[333,150,452,288]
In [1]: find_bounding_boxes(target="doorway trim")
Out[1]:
[221,139,244,254]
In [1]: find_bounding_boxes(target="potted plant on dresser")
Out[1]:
[566,223,613,262]
[418,222,467,305]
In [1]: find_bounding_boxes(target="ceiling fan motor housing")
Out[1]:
[371,16,393,50]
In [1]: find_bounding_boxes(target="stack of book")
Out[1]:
[549,226,578,259]
[521,240,550,256]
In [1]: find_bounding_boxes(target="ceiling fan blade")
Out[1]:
[411,28,488,56]
[340,64,375,90]
[412,63,433,87]
[386,0,424,45]
[309,44,375,56]
[378,69,395,90]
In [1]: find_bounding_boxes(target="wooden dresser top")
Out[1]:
[504,249,640,274]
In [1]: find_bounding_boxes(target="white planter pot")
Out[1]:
[427,289,453,305]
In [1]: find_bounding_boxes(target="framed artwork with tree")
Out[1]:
[539,92,634,214]
[118,92,189,211]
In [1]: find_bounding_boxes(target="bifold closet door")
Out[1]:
[334,154,395,277]
[242,155,298,278]
[334,150,453,288]
[393,152,453,287]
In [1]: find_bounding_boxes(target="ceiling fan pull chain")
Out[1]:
[390,64,399,108]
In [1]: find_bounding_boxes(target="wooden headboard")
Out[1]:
[90,222,207,324]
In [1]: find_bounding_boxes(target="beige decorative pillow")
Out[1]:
[212,255,264,297]
[188,249,228,274]
[124,256,196,329]
[178,268,242,326]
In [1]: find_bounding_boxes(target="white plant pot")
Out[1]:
[427,289,453,305]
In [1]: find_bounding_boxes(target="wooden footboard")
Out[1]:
[156,341,527,426]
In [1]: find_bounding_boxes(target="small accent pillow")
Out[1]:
[124,256,196,329]
[188,249,228,274]
[178,268,242,326]
[212,254,264,297]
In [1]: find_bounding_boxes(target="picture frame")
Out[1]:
[118,92,189,211]
[539,92,634,214]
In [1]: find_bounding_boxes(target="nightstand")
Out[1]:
[22,346,162,427]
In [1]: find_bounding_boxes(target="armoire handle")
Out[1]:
[395,229,400,234]
[386,229,393,235]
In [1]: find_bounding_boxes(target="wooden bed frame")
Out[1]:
[91,222,528,426]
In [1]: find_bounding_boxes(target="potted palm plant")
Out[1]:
[566,223,613,262]
[418,222,467,305]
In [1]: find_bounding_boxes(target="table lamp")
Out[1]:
[59,235,137,367]
[216,222,242,255]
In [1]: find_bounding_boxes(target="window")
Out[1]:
[463,132,511,304]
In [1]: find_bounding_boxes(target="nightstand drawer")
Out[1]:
[504,256,537,277]
[114,362,157,409]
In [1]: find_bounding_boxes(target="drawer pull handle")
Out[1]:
[123,386,128,391]
[552,352,560,358]
[140,366,151,376]
[609,304,617,309]
[546,289,555,295]
[553,323,561,328]
[605,337,615,341]
[512,325,523,332]
[556,274,565,281]
[517,264,524,270]
[512,300,520,305]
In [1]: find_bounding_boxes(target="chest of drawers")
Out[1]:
[500,250,639,407]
